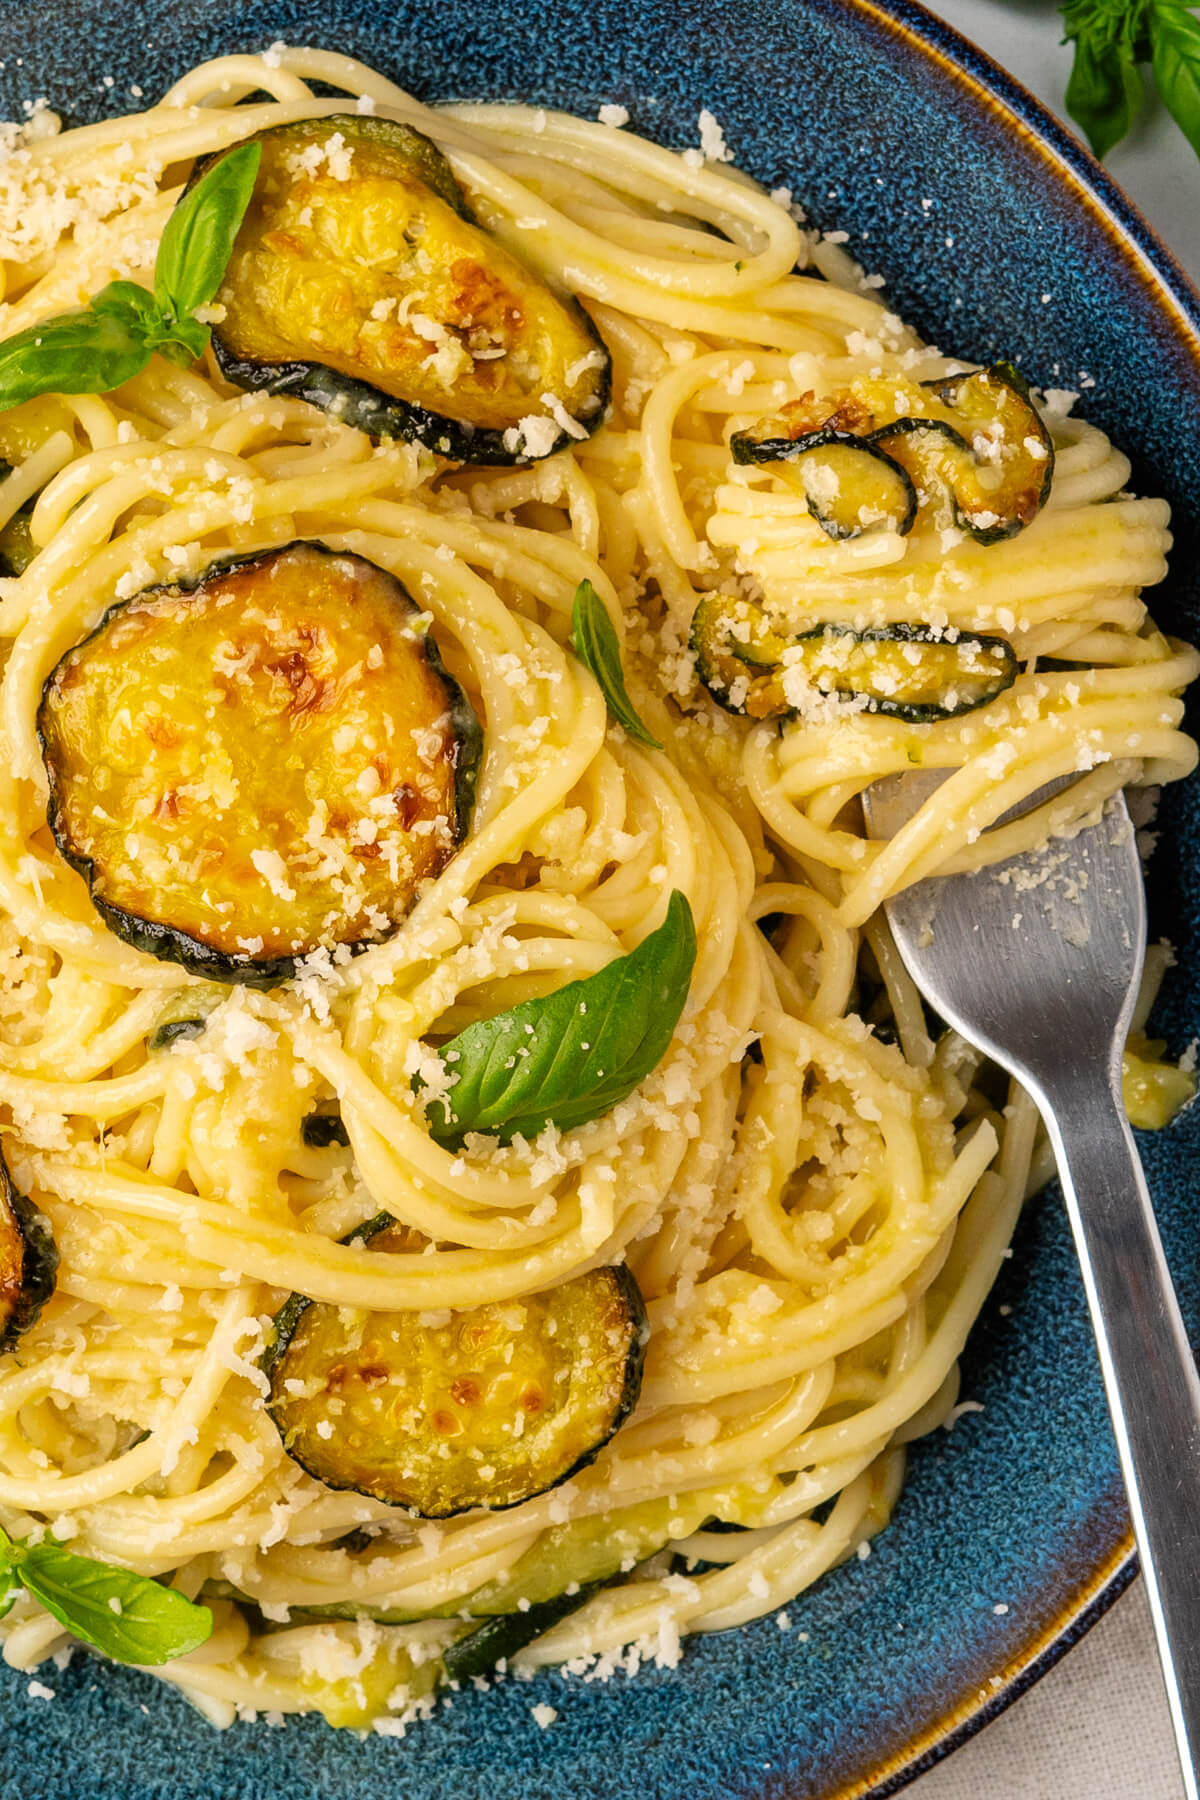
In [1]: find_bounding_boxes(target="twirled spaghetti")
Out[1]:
[0,47,1194,1731]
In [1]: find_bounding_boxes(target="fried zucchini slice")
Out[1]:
[731,428,916,540]
[690,595,1017,722]
[917,360,1054,541]
[202,117,609,463]
[0,1148,58,1354]
[729,361,1052,544]
[38,541,481,986]
[264,1227,646,1517]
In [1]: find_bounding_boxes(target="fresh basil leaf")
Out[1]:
[421,889,697,1146]
[154,139,262,326]
[91,280,162,334]
[17,1542,213,1665]
[1151,2,1200,158]
[0,310,152,411]
[1064,26,1144,156]
[570,579,663,750]
[151,317,213,369]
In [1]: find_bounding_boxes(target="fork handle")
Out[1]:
[1039,1071,1200,1800]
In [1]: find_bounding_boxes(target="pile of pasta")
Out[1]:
[0,47,1193,1730]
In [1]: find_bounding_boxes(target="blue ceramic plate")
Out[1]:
[1,4,1198,1797]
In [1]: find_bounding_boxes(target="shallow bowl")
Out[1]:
[0,2,1198,1796]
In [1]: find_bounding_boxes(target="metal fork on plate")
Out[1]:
[863,771,1200,1800]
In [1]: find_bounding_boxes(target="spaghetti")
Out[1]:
[0,47,1193,1730]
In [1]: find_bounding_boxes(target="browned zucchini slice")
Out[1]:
[38,541,481,986]
[0,1148,58,1353]
[690,594,1017,722]
[202,117,609,464]
[730,428,916,540]
[729,361,1052,544]
[264,1230,646,1517]
[917,360,1054,542]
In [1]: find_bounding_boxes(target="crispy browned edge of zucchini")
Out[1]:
[0,1146,58,1354]
[193,116,612,466]
[261,1225,649,1518]
[36,539,483,989]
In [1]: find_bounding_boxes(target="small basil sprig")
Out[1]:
[570,579,663,750]
[0,140,262,413]
[1061,0,1200,162]
[0,1524,213,1665]
[421,889,697,1147]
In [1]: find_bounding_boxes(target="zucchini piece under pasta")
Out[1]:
[443,1585,601,1684]
[263,1226,647,1518]
[38,541,482,987]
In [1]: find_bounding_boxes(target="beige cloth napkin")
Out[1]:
[910,1579,1183,1797]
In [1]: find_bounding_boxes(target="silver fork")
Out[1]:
[863,771,1200,1800]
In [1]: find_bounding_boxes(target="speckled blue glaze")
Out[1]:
[0,3,1197,1797]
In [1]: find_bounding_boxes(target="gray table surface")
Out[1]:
[906,10,1194,1797]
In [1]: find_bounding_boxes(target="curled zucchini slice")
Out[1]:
[729,361,1052,544]
[264,1230,647,1517]
[203,117,609,464]
[38,541,481,986]
[0,1149,58,1353]
[731,429,915,539]
[690,595,1017,722]
[918,361,1054,542]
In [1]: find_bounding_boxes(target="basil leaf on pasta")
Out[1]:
[0,310,152,411]
[14,1540,213,1665]
[421,889,697,1146]
[153,139,263,327]
[570,579,663,749]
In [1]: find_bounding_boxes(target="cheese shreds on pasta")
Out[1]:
[0,47,1194,1733]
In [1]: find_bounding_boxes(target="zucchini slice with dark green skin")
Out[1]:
[730,429,916,540]
[690,595,1017,723]
[919,360,1054,542]
[37,540,482,987]
[0,1148,58,1354]
[443,1583,600,1684]
[263,1227,647,1517]
[199,117,610,464]
[729,361,1053,544]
